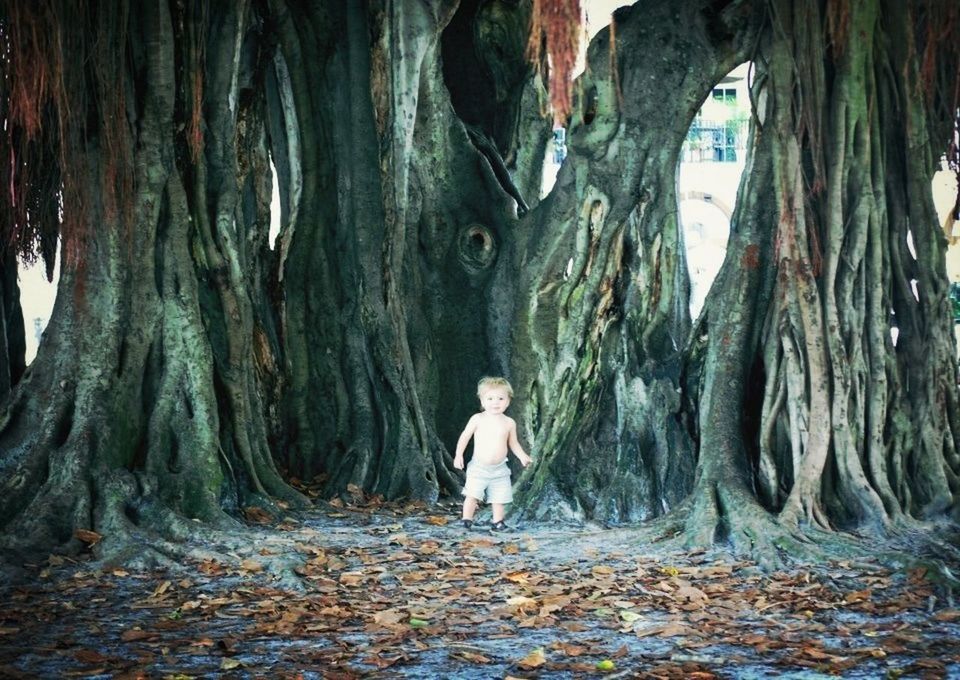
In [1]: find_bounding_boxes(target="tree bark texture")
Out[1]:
[0,0,305,562]
[508,0,766,523]
[0,0,957,563]
[683,0,960,557]
[266,0,535,501]
[0,252,26,403]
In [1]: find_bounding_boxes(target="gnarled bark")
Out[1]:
[269,0,529,501]
[510,0,765,523]
[684,0,960,559]
[0,0,304,564]
[0,0,957,568]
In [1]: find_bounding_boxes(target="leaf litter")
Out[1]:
[1,493,959,678]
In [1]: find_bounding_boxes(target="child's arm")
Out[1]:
[507,418,532,467]
[453,415,479,469]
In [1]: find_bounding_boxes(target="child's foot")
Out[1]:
[490,520,509,532]
[462,519,473,530]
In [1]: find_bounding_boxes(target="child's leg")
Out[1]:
[462,496,479,520]
[491,502,505,523]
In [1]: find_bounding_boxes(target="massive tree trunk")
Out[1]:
[0,0,957,564]
[684,0,960,557]
[507,0,959,548]
[509,0,765,523]
[269,0,532,500]
[0,0,304,563]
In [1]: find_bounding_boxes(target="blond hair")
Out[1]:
[477,376,513,398]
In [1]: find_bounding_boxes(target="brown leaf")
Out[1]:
[150,580,172,598]
[373,609,406,626]
[339,571,364,586]
[73,529,102,546]
[366,653,408,669]
[507,595,538,610]
[555,643,588,657]
[424,515,448,526]
[120,629,154,642]
[635,622,691,638]
[504,571,531,584]
[74,649,110,665]
[243,506,273,524]
[517,648,547,669]
[455,651,491,664]
[802,647,843,661]
[675,585,709,603]
[843,588,872,604]
[239,559,264,573]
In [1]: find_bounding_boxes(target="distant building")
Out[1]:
[682,65,751,164]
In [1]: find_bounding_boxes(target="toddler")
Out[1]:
[453,376,532,531]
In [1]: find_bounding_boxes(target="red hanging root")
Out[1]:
[527,0,583,127]
[186,0,207,163]
[0,1,133,277]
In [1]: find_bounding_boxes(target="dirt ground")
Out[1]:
[2,498,960,679]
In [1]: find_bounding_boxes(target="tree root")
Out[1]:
[675,481,880,569]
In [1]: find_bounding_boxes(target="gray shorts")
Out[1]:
[463,460,513,504]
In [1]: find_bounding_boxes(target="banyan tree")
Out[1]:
[0,0,958,566]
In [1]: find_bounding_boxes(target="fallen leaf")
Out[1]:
[340,572,364,586]
[455,651,491,663]
[554,643,588,657]
[240,559,264,573]
[373,609,406,626]
[843,589,872,604]
[802,647,844,661]
[507,595,538,611]
[151,581,172,598]
[74,649,110,665]
[74,529,102,546]
[635,622,690,638]
[504,572,531,584]
[120,629,154,642]
[675,585,709,603]
[243,506,273,524]
[517,648,546,669]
